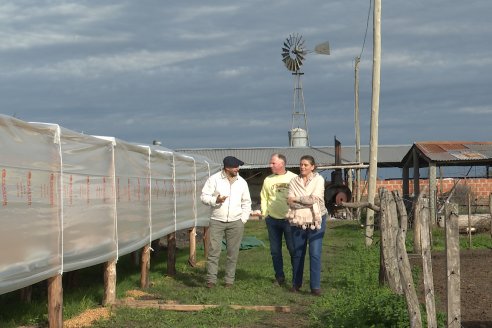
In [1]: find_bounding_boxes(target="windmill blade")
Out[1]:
[282,47,290,53]
[298,37,305,49]
[314,41,330,55]
[295,58,302,70]
[289,59,296,72]
[294,61,300,72]
[288,59,295,71]
[288,35,294,47]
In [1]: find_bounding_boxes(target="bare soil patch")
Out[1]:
[410,248,492,328]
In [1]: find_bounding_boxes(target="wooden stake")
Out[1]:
[378,189,402,293]
[167,233,176,276]
[489,193,492,238]
[188,227,197,267]
[445,203,461,327]
[140,244,150,288]
[467,193,472,248]
[20,285,32,303]
[365,0,382,247]
[47,274,63,328]
[420,196,437,327]
[103,259,117,306]
[354,56,361,222]
[395,194,422,327]
[413,195,422,254]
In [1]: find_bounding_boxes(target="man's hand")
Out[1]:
[216,195,228,204]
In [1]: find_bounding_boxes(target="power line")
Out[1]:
[359,0,372,59]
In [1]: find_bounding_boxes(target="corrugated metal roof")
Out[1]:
[175,145,411,169]
[414,141,492,164]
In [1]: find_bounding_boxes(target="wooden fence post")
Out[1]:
[379,189,402,294]
[20,286,32,303]
[102,259,117,306]
[395,192,422,328]
[445,203,461,328]
[167,233,176,276]
[47,274,63,328]
[188,227,197,267]
[392,191,407,239]
[140,244,150,288]
[467,193,472,248]
[419,196,437,327]
[489,193,492,238]
[413,196,422,254]
[489,193,492,237]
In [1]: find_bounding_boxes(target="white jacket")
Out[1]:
[201,170,252,223]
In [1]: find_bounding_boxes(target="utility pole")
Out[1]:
[365,0,382,247]
[354,57,361,222]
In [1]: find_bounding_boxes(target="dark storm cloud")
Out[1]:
[0,0,490,149]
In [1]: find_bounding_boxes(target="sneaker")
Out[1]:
[206,282,215,288]
[311,288,321,296]
[224,283,233,288]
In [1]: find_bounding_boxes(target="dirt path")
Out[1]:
[411,249,492,327]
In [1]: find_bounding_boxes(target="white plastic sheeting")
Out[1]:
[0,115,221,295]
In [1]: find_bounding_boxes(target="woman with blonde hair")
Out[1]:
[287,155,327,296]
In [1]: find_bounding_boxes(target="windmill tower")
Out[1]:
[282,34,330,147]
[282,34,309,147]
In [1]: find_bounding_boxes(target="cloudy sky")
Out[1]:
[1,1,491,150]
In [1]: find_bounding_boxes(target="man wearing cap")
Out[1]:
[200,156,252,288]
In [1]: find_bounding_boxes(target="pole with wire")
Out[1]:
[365,0,382,247]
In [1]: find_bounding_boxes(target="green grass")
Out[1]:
[1,220,490,327]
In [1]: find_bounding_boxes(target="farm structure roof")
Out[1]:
[176,144,411,170]
[402,141,492,167]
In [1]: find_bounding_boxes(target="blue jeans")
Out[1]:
[265,216,294,280]
[291,215,327,290]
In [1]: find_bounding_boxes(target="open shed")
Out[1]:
[401,141,492,222]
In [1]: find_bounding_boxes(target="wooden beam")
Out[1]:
[413,147,420,199]
[395,190,422,328]
[317,163,369,170]
[140,244,150,288]
[489,193,492,238]
[167,233,176,276]
[340,201,380,212]
[47,274,63,328]
[429,162,437,225]
[188,227,197,267]
[102,259,117,306]
[114,299,291,313]
[420,196,437,327]
[445,203,461,327]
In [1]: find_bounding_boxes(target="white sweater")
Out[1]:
[200,170,252,223]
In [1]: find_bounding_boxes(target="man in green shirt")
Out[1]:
[260,153,297,286]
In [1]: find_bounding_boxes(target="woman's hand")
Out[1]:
[287,197,296,206]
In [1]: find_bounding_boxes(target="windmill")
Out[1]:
[282,34,330,147]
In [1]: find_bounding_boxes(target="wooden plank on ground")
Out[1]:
[114,299,291,313]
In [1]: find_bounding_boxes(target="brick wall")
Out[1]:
[355,177,492,204]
